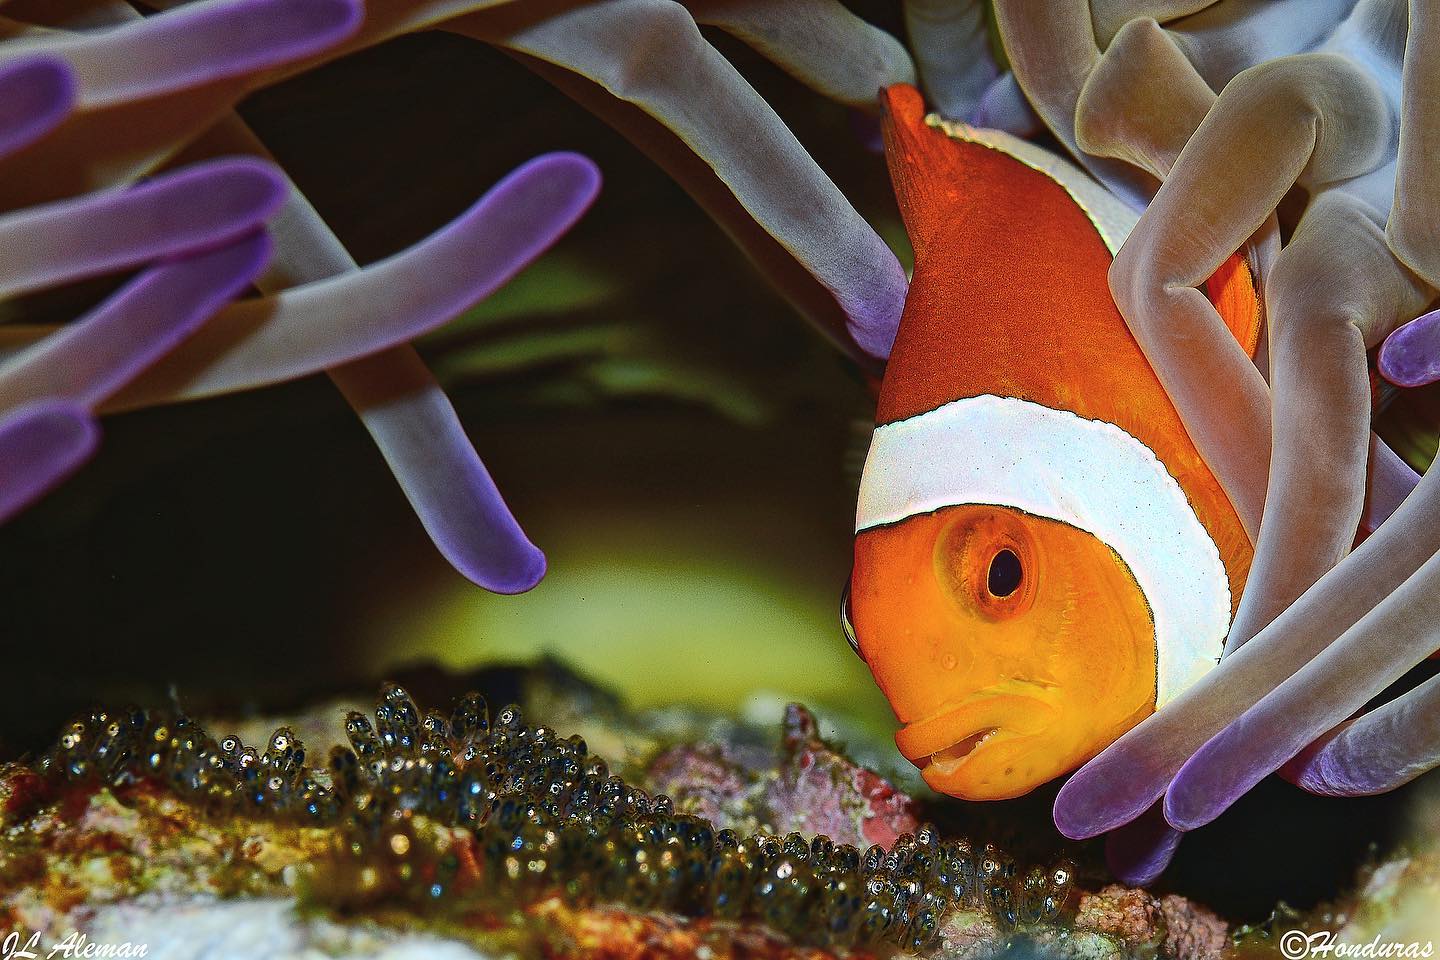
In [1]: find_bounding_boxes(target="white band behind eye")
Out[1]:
[856,394,1230,707]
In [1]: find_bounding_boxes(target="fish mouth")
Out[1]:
[895,688,1054,771]
[914,728,1001,775]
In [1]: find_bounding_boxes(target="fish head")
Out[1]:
[848,503,1157,800]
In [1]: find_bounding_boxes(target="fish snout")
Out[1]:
[895,689,1058,800]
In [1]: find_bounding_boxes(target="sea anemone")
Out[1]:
[942,0,1440,883]
[0,0,910,592]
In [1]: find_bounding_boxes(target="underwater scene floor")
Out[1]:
[2,659,1435,959]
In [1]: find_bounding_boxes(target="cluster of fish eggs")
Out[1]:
[36,684,1075,951]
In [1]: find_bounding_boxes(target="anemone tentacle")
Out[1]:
[128,0,914,364]
[871,0,1440,871]
[462,0,910,363]
[0,231,273,411]
[93,153,600,407]
[194,116,554,594]
[1055,425,1440,840]
[1164,536,1440,829]
[1102,802,1182,888]
[902,0,997,122]
[0,55,74,157]
[1,0,364,106]
[0,0,912,595]
[0,400,97,524]
[1381,306,1440,387]
[684,0,916,110]
[0,157,283,299]
[0,0,363,205]
[1282,670,1440,797]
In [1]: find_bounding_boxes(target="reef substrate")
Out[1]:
[0,663,1229,959]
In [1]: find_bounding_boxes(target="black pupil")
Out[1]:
[987,549,1023,597]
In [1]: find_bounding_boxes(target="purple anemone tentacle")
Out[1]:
[333,349,547,593]
[1281,671,1440,796]
[1379,306,1440,388]
[903,0,997,121]
[682,0,915,110]
[0,400,99,524]
[103,152,602,409]
[463,0,909,364]
[0,158,285,299]
[971,72,1042,137]
[0,56,76,159]
[1103,803,1183,887]
[1163,543,1440,830]
[1055,454,1440,840]
[0,232,273,410]
[0,0,361,213]
[1362,434,1419,534]
[244,150,549,593]
[28,0,363,109]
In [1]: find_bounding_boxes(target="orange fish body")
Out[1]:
[848,86,1258,801]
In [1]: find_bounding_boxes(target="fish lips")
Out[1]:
[895,690,1056,798]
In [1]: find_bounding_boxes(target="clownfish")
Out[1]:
[845,85,1260,801]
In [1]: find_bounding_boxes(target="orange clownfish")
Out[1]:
[845,85,1260,802]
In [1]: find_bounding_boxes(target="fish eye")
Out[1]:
[840,581,862,659]
[987,549,1023,598]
